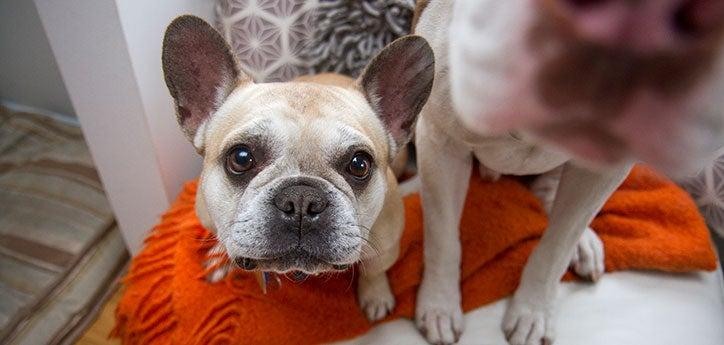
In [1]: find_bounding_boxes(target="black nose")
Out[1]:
[273,184,329,220]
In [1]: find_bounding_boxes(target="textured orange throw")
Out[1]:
[114,166,717,345]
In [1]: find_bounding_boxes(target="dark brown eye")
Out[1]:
[226,146,255,174]
[347,152,372,180]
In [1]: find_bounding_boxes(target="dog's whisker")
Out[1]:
[341,232,381,257]
[345,265,356,292]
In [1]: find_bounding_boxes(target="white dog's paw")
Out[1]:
[358,274,396,321]
[570,227,605,282]
[503,299,554,345]
[415,281,464,345]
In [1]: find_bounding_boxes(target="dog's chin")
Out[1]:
[236,248,359,275]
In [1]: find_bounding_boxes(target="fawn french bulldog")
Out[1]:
[161,15,434,321]
[413,1,724,344]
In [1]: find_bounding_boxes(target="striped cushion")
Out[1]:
[0,106,128,344]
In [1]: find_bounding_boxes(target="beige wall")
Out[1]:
[0,0,75,116]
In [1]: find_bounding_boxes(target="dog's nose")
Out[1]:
[273,184,329,221]
[552,0,724,52]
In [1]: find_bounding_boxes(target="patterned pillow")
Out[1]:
[215,0,416,81]
[214,0,318,82]
[301,0,415,77]
[680,149,724,240]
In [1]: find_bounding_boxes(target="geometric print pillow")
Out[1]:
[680,148,724,240]
[214,0,318,82]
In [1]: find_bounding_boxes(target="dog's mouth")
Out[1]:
[233,248,353,275]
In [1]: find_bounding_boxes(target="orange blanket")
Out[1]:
[114,166,717,345]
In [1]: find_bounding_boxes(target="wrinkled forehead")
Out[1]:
[205,82,387,159]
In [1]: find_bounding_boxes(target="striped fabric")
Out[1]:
[0,106,128,344]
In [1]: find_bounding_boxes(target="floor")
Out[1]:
[75,290,122,345]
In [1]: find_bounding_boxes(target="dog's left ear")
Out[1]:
[162,15,251,152]
[357,35,434,156]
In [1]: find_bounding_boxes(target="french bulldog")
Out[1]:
[161,15,434,321]
[413,1,724,345]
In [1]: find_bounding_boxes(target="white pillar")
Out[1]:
[34,0,215,254]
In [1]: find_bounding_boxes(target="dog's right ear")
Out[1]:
[356,35,434,157]
[162,15,250,151]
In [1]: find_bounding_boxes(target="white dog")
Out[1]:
[413,1,724,344]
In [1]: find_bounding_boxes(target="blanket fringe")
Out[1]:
[113,183,199,344]
[113,169,718,345]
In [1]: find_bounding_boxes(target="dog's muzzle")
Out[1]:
[231,177,359,274]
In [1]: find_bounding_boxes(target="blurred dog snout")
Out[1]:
[553,0,724,52]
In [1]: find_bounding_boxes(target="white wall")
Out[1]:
[34,0,215,254]
[0,0,75,116]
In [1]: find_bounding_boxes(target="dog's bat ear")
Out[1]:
[357,35,434,155]
[162,15,250,150]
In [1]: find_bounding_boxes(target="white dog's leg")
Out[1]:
[479,162,502,182]
[415,119,472,345]
[529,167,562,214]
[530,167,605,281]
[503,163,630,345]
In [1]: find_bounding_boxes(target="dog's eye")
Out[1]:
[226,146,255,174]
[347,152,372,180]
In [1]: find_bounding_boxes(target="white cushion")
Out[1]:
[334,269,724,345]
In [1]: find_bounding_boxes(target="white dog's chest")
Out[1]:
[415,0,568,176]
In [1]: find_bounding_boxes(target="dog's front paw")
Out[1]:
[358,273,395,321]
[570,227,605,282]
[415,280,464,345]
[503,298,554,345]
